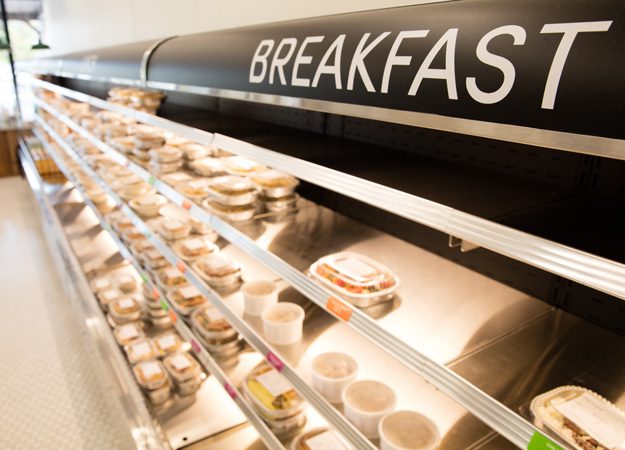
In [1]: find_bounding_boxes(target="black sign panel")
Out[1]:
[146,0,625,140]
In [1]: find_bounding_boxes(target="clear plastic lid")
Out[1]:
[252,170,298,188]
[191,305,234,335]
[310,252,399,299]
[530,386,625,450]
[196,254,240,278]
[163,352,201,383]
[125,338,157,363]
[114,322,144,346]
[380,411,440,450]
[133,360,168,390]
[244,364,304,419]
[208,175,255,194]
[221,156,266,174]
[153,332,182,356]
[168,285,207,311]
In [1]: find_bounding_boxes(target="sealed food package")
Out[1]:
[131,125,166,149]
[109,135,135,154]
[167,285,207,316]
[311,352,358,404]
[175,179,211,203]
[90,276,112,293]
[261,194,297,212]
[163,352,201,383]
[156,267,187,290]
[172,236,219,262]
[252,170,299,198]
[161,171,194,186]
[153,332,183,357]
[206,175,258,206]
[310,252,400,307]
[206,200,256,222]
[143,248,168,270]
[158,218,191,240]
[125,338,157,364]
[343,380,396,439]
[115,273,136,293]
[133,360,168,390]
[244,364,304,421]
[109,296,142,323]
[98,287,123,308]
[379,411,439,450]
[188,216,217,238]
[132,360,172,405]
[148,145,183,163]
[113,322,144,346]
[179,143,211,160]
[191,305,237,341]
[291,428,351,450]
[531,386,625,450]
[193,253,242,288]
[221,155,266,176]
[189,157,224,177]
[129,194,167,217]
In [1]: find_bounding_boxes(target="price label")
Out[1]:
[190,339,201,353]
[140,272,149,283]
[143,230,152,239]
[181,200,192,210]
[148,175,156,185]
[167,309,177,323]
[151,288,159,300]
[159,299,169,311]
[527,432,564,450]
[176,261,186,272]
[224,383,238,399]
[326,296,352,322]
[266,351,285,372]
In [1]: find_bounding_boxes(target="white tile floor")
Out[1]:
[0,176,135,449]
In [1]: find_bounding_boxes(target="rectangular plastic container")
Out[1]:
[309,252,400,307]
[530,386,625,450]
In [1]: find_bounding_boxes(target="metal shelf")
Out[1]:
[34,119,375,450]
[27,77,625,304]
[31,101,572,449]
[18,135,169,450]
[31,126,289,450]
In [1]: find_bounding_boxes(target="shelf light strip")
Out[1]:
[29,76,625,303]
[34,117,376,450]
[32,100,558,450]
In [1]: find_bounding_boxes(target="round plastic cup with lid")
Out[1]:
[342,379,397,439]
[311,352,358,403]
[261,302,305,345]
[378,410,440,450]
[242,280,278,316]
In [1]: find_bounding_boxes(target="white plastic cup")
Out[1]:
[261,302,305,345]
[311,352,358,403]
[242,280,278,316]
[342,380,397,439]
[379,410,440,450]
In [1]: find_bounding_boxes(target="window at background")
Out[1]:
[0,19,42,125]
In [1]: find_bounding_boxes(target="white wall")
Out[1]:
[42,0,438,54]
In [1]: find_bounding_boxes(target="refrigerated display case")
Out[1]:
[16,1,625,449]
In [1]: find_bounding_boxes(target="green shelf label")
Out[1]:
[140,273,148,283]
[148,175,156,185]
[527,432,564,450]
[159,299,169,311]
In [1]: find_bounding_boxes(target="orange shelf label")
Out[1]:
[168,309,177,323]
[181,200,192,210]
[176,261,186,272]
[327,296,352,322]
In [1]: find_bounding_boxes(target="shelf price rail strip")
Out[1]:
[29,77,625,304]
[32,100,561,450]
[32,125,288,450]
[34,116,377,450]
[19,135,170,450]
